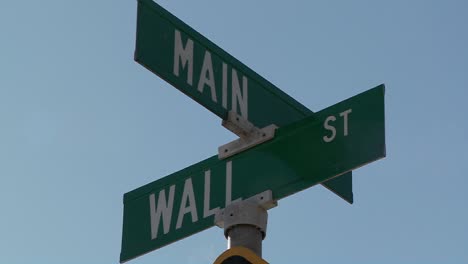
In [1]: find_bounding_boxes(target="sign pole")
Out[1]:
[224,202,267,257]
[216,190,275,258]
[227,224,264,257]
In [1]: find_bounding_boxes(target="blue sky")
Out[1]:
[1,0,467,263]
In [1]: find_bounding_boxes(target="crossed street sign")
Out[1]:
[134,0,353,203]
[121,84,385,262]
[120,0,386,262]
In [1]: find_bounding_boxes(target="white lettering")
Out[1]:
[197,51,217,103]
[173,30,194,86]
[323,109,352,143]
[225,160,242,207]
[203,170,220,218]
[176,178,198,229]
[149,186,175,240]
[323,116,337,143]
[340,109,352,136]
[222,62,228,110]
[231,69,248,119]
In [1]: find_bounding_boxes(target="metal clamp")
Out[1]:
[214,190,277,234]
[219,112,277,159]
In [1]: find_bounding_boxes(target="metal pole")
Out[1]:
[227,224,264,257]
[222,200,268,257]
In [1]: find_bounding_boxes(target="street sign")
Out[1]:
[120,85,386,263]
[135,0,311,127]
[134,0,353,203]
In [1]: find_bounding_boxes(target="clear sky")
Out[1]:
[1,0,467,263]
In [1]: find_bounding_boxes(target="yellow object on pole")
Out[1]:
[213,246,268,264]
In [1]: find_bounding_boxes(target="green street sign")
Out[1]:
[135,0,311,127]
[120,85,386,263]
[134,0,353,203]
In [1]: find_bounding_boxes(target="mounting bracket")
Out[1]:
[219,111,277,159]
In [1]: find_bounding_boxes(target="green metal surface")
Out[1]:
[120,85,386,263]
[135,0,310,127]
[134,0,353,203]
